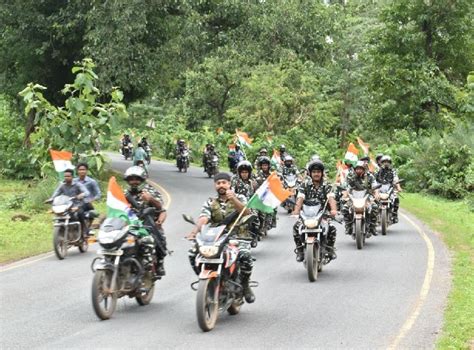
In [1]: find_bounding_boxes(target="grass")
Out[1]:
[0,178,106,264]
[402,193,473,349]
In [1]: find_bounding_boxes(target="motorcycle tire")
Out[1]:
[196,278,219,332]
[305,243,319,282]
[91,270,117,320]
[381,208,388,236]
[53,226,67,260]
[136,285,155,306]
[356,219,364,250]
[78,237,88,253]
[227,301,241,315]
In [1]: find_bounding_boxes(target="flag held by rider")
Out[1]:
[247,172,292,213]
[106,176,138,223]
[343,143,359,167]
[235,130,253,147]
[50,149,73,179]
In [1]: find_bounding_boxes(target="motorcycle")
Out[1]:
[90,208,159,320]
[49,195,97,260]
[183,213,256,332]
[282,173,298,213]
[177,150,190,173]
[298,200,332,282]
[144,145,152,165]
[347,190,371,249]
[122,142,133,160]
[378,184,395,235]
[206,155,219,178]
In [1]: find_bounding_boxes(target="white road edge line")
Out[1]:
[1,178,172,273]
[388,212,436,349]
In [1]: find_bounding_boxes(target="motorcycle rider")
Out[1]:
[235,144,246,162]
[74,163,101,235]
[255,156,277,231]
[124,166,167,277]
[203,144,219,173]
[231,161,256,200]
[50,168,90,236]
[186,172,256,303]
[279,144,288,162]
[341,161,379,237]
[253,148,268,170]
[291,160,338,262]
[176,139,188,167]
[375,153,384,169]
[281,155,299,177]
[375,155,402,223]
[121,134,132,156]
[133,143,149,174]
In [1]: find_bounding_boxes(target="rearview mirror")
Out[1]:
[182,214,196,225]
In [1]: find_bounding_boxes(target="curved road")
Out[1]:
[0,155,451,349]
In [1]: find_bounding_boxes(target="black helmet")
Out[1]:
[360,155,370,161]
[237,160,252,173]
[307,159,325,172]
[375,153,384,162]
[258,156,271,166]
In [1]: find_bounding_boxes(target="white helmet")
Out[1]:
[124,166,147,181]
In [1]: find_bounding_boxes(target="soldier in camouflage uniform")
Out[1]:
[187,172,255,303]
[291,160,338,262]
[341,161,379,237]
[253,148,269,170]
[280,155,299,177]
[231,161,256,200]
[375,155,402,223]
[255,156,277,233]
[124,166,168,277]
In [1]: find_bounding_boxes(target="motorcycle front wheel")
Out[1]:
[355,219,364,250]
[91,270,117,320]
[305,242,319,282]
[53,226,67,260]
[196,278,219,332]
[381,208,388,236]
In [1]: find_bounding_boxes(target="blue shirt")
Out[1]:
[74,176,101,202]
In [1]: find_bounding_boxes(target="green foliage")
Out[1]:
[18,59,128,177]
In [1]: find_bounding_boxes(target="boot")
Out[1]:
[326,246,337,260]
[156,259,166,277]
[294,246,304,262]
[241,274,255,303]
[344,224,352,236]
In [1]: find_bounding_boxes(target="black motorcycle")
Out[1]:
[90,207,163,320]
[205,154,219,178]
[177,150,190,173]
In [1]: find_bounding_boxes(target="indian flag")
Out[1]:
[106,176,137,223]
[357,137,370,156]
[247,172,292,213]
[50,149,73,178]
[271,149,281,167]
[235,130,252,147]
[344,143,359,167]
[336,160,349,184]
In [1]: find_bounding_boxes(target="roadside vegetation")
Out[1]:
[403,193,473,349]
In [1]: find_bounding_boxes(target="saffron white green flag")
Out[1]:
[343,143,359,167]
[49,149,73,179]
[106,176,138,223]
[247,172,292,213]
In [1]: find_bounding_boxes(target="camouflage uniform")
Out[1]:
[293,179,337,253]
[126,184,167,270]
[188,194,254,282]
[341,171,378,235]
[230,175,255,200]
[375,167,400,220]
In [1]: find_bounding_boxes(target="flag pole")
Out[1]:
[227,198,252,235]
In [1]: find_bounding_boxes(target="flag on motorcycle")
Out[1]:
[271,149,281,167]
[235,130,253,147]
[335,160,349,184]
[247,172,292,213]
[50,149,73,179]
[106,176,138,223]
[357,137,370,156]
[343,143,359,167]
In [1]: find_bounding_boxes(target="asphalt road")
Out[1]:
[0,155,451,349]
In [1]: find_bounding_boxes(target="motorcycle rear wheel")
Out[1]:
[196,278,219,332]
[381,208,388,236]
[91,270,117,320]
[53,226,67,260]
[306,243,319,282]
[356,219,364,250]
[136,285,155,306]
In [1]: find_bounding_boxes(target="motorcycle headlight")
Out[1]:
[98,226,128,245]
[380,193,389,200]
[199,246,219,258]
[304,219,318,229]
[52,204,69,214]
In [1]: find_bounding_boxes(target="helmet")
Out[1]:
[354,161,366,170]
[310,154,320,161]
[375,153,384,162]
[280,144,286,151]
[124,166,147,181]
[360,155,370,161]
[209,144,215,150]
[237,160,253,173]
[307,159,324,172]
[258,156,271,166]
[259,148,268,154]
[381,155,392,163]
[284,155,293,163]
[178,139,185,145]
